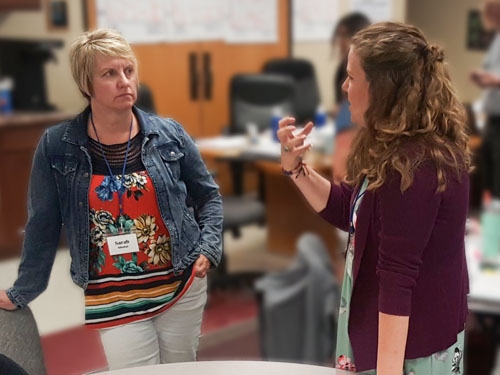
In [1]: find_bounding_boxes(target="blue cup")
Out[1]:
[0,78,13,114]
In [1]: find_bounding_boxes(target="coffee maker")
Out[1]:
[0,38,63,111]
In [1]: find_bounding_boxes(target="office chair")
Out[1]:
[227,73,296,135]
[0,307,47,375]
[209,73,295,290]
[255,232,339,365]
[0,354,29,375]
[136,83,157,114]
[262,58,321,124]
[224,72,295,236]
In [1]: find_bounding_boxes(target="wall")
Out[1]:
[0,0,486,113]
[407,0,485,104]
[292,0,407,113]
[0,2,86,113]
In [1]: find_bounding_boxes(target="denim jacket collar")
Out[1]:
[61,106,162,146]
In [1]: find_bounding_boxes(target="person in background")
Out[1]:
[0,29,223,370]
[278,22,471,374]
[470,0,500,203]
[330,12,370,184]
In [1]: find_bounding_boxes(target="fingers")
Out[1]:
[278,116,295,129]
[194,254,210,278]
[277,117,297,142]
[0,290,17,310]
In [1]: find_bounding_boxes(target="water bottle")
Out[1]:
[481,198,500,260]
[270,106,282,142]
[314,105,327,128]
[0,77,14,114]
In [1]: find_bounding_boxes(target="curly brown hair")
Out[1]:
[345,22,471,192]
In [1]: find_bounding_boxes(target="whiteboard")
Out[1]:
[95,0,278,44]
[293,0,340,42]
[350,0,393,23]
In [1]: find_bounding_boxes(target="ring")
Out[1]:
[283,146,290,152]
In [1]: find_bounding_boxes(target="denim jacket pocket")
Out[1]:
[50,156,78,176]
[157,144,184,181]
[50,156,79,213]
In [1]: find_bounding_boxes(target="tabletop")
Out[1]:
[92,360,368,375]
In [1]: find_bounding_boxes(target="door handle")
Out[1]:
[202,52,212,100]
[189,52,199,101]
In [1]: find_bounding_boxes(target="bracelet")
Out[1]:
[281,159,309,179]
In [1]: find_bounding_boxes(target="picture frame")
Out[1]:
[467,9,494,51]
[46,0,68,31]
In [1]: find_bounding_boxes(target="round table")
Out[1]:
[93,360,364,375]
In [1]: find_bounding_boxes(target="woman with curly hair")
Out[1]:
[277,22,471,375]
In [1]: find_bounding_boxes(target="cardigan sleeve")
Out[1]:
[318,181,353,232]
[376,164,442,316]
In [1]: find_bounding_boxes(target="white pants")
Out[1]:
[98,276,207,370]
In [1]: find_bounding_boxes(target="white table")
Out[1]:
[92,360,367,375]
[466,230,500,375]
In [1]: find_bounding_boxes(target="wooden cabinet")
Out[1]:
[0,112,73,259]
[0,0,41,11]
[85,0,290,138]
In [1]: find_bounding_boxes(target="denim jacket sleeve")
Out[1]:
[7,130,62,308]
[171,120,223,267]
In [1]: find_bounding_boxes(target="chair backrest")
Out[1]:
[262,58,321,124]
[0,307,47,375]
[255,232,338,364]
[136,83,157,114]
[229,73,295,135]
[0,354,29,375]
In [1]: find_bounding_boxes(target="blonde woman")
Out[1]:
[278,22,471,375]
[0,29,222,370]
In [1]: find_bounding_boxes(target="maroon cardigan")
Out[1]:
[319,162,469,371]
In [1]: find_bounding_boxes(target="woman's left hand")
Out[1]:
[193,254,211,278]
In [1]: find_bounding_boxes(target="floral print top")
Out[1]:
[85,170,193,329]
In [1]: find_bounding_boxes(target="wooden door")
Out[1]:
[132,42,204,137]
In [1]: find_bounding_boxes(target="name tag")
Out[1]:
[106,233,140,256]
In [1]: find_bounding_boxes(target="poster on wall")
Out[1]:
[293,0,340,42]
[96,0,277,44]
[467,9,494,51]
[96,0,168,44]
[350,0,392,22]
[225,0,277,44]
[166,0,228,42]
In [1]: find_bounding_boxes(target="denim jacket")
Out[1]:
[7,107,223,308]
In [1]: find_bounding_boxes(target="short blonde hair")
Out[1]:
[69,29,138,99]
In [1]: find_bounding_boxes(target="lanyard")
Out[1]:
[90,112,133,219]
[349,179,368,234]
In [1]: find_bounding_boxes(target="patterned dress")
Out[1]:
[335,179,464,375]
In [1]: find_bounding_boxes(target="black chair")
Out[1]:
[262,58,321,124]
[136,83,157,114]
[0,307,47,375]
[0,354,29,375]
[227,73,296,135]
[209,73,295,290]
[224,73,295,237]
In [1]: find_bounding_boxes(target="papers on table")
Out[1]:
[196,135,248,150]
[470,272,500,302]
[196,132,282,160]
